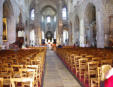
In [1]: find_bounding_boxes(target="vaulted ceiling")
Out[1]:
[42,6,56,16]
[30,0,67,10]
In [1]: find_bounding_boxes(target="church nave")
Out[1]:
[0,0,113,87]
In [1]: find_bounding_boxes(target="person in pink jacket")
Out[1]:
[105,68,113,87]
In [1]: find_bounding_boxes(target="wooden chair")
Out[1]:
[74,56,82,75]
[88,61,99,86]
[0,48,44,87]
[92,57,101,62]
[70,54,77,70]
[101,59,112,66]
[91,65,112,87]
[91,67,100,87]
[79,58,88,79]
[0,78,3,87]
[86,55,93,61]
[10,77,34,87]
[0,71,11,87]
[25,65,40,86]
[11,65,24,78]
[10,69,35,87]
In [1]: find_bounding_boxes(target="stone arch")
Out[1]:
[39,1,57,11]
[3,0,14,18]
[85,3,96,24]
[3,0,15,46]
[41,5,57,38]
[84,3,97,47]
[30,0,35,10]
[29,0,35,21]
[45,31,53,42]
[41,5,57,15]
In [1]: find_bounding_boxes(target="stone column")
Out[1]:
[96,11,104,48]
[57,0,63,45]
[25,20,30,46]
[7,16,16,44]
[72,19,76,44]
[0,1,3,46]
[79,18,85,47]
[69,21,73,45]
[35,1,42,45]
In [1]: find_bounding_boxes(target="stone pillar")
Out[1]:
[0,1,3,46]
[25,20,30,46]
[57,0,63,45]
[69,21,73,45]
[35,1,42,45]
[7,16,16,44]
[96,11,104,48]
[79,18,85,47]
[56,28,60,45]
[72,19,76,44]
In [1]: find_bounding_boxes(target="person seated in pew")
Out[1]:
[57,45,62,48]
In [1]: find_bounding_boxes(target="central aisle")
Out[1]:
[43,50,81,87]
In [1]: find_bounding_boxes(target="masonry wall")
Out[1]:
[103,0,113,47]
[68,0,109,48]
[0,0,30,48]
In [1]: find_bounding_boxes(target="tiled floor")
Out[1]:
[43,50,81,87]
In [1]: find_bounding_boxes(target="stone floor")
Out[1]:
[43,50,81,87]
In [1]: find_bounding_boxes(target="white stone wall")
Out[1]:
[102,0,113,47]
[0,1,3,46]
[68,0,107,48]
[0,0,30,48]
[1,0,113,48]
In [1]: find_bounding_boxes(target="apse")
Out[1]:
[41,6,57,43]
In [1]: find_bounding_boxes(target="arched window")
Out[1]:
[42,31,45,39]
[47,16,51,23]
[42,16,44,22]
[31,9,35,20]
[62,7,67,20]
[63,30,68,44]
[54,16,56,22]
[30,29,35,46]
[54,31,56,39]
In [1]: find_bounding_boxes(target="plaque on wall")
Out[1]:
[2,18,7,41]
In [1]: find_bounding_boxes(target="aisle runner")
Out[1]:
[43,50,81,87]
